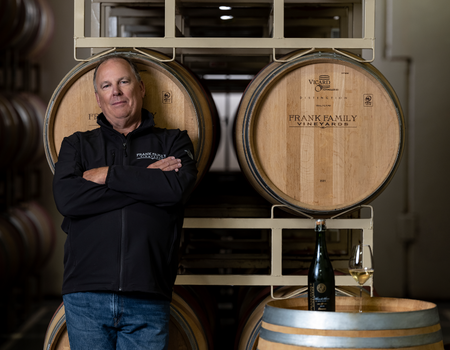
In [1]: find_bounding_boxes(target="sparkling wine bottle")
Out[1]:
[308,219,335,311]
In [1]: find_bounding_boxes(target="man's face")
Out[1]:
[94,58,145,127]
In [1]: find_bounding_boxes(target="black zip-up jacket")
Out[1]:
[53,109,197,300]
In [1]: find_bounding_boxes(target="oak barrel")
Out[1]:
[9,94,41,167]
[0,216,24,279]
[0,94,21,167]
[8,207,39,274]
[43,289,214,350]
[236,286,365,350]
[23,200,56,270]
[8,0,40,52]
[21,92,46,164]
[44,49,219,186]
[258,297,444,350]
[235,51,405,216]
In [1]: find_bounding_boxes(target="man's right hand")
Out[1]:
[83,166,109,184]
[147,156,182,172]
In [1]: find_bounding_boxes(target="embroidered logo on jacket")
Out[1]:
[136,152,166,160]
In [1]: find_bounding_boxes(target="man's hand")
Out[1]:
[147,156,182,172]
[83,167,109,184]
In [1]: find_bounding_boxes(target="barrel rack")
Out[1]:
[179,205,374,296]
[77,0,375,62]
[73,0,376,296]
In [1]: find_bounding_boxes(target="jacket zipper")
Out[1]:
[119,209,125,291]
[119,135,129,291]
[123,142,128,157]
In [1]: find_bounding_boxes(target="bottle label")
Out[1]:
[309,282,333,311]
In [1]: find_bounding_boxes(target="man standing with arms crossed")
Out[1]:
[53,54,197,349]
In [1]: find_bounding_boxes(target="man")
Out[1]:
[53,54,197,349]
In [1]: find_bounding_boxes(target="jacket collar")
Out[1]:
[97,109,155,136]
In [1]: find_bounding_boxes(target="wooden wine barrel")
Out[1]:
[23,200,56,270]
[0,0,53,56]
[43,289,214,350]
[236,286,365,350]
[8,207,40,274]
[0,0,19,49]
[0,0,22,48]
[43,302,68,350]
[0,216,24,279]
[0,94,21,167]
[9,0,40,51]
[20,93,46,163]
[170,287,214,349]
[9,94,41,168]
[44,49,219,186]
[235,50,405,216]
[26,0,54,58]
[258,297,444,350]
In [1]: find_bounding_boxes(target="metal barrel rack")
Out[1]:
[74,0,377,295]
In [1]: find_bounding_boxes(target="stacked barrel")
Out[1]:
[0,0,56,332]
[0,0,54,59]
[0,0,54,167]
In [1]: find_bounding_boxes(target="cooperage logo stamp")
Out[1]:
[162,91,172,104]
[309,75,338,92]
[364,94,373,107]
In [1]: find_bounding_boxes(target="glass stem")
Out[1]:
[359,286,363,313]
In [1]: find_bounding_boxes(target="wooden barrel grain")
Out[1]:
[234,50,405,216]
[258,297,444,350]
[44,49,219,186]
[43,289,214,350]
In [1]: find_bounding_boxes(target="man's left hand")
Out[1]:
[83,167,109,184]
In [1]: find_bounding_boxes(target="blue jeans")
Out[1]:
[63,292,170,350]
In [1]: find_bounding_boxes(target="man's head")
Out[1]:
[93,55,145,129]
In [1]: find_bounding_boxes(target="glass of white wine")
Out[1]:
[348,244,374,313]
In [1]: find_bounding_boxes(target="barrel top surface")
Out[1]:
[236,52,405,215]
[263,297,440,331]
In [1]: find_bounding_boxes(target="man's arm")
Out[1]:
[106,130,198,206]
[53,137,138,218]
[83,157,182,184]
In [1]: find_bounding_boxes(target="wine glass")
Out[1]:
[348,244,374,312]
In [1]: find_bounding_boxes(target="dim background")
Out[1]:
[1,0,450,348]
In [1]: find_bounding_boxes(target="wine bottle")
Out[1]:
[308,219,335,311]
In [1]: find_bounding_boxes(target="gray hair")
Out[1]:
[93,54,142,93]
